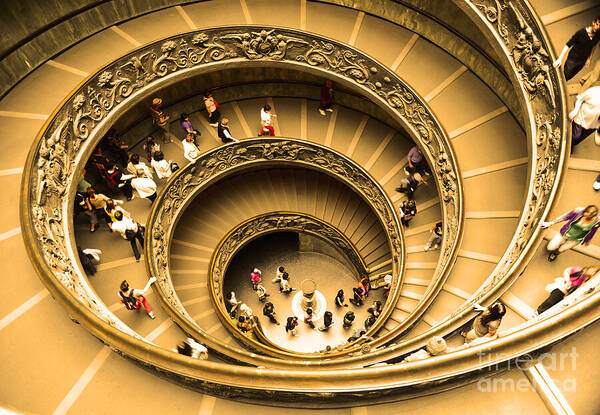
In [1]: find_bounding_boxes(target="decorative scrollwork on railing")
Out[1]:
[335,0,569,361]
[17,10,586,403]
[22,26,460,370]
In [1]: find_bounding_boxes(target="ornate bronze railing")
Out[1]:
[16,13,579,402]
[148,139,404,359]
[22,25,462,367]
[16,2,600,405]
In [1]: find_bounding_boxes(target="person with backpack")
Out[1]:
[149,97,175,143]
[111,210,145,261]
[119,277,157,319]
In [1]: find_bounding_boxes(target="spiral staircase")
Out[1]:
[2,0,600,414]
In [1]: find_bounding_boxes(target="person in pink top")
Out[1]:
[250,267,262,290]
[537,266,599,314]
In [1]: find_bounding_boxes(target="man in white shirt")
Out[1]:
[570,86,600,150]
[131,169,157,202]
[111,210,144,261]
[258,104,276,136]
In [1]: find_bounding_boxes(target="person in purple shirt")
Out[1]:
[180,113,201,144]
[405,145,430,175]
[541,205,600,261]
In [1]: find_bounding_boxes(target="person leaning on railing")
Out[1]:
[176,337,208,360]
[536,265,600,315]
[217,118,238,143]
[541,205,600,262]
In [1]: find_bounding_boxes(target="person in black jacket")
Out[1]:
[318,311,333,331]
[217,118,238,143]
[553,17,600,80]
[262,302,279,325]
